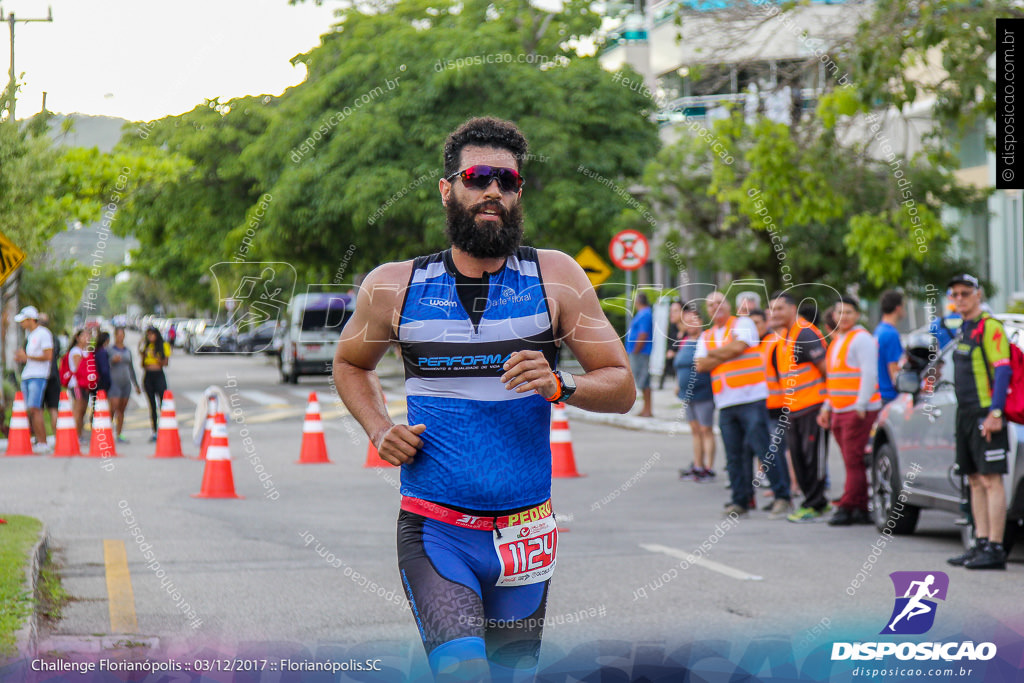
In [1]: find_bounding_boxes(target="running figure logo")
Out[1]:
[881,571,949,635]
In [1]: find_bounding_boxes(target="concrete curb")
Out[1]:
[15,524,48,660]
[563,406,690,435]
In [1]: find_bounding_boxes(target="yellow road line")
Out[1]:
[103,539,138,633]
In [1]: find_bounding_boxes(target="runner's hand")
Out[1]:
[377,423,426,465]
[816,410,830,429]
[501,350,557,398]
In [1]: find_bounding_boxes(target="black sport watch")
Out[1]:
[548,371,577,403]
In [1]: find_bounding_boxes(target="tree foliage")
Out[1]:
[234,0,659,281]
[838,0,1024,134]
[114,97,272,309]
[645,110,980,296]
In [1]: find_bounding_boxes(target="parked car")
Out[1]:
[191,324,238,354]
[278,293,353,383]
[181,319,212,354]
[869,316,1024,555]
[236,320,281,354]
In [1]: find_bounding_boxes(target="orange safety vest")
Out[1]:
[703,317,767,395]
[825,328,881,410]
[760,333,785,410]
[778,319,826,411]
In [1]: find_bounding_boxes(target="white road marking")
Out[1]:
[181,392,205,408]
[639,543,763,581]
[241,390,291,407]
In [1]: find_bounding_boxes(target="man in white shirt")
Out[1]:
[15,305,54,454]
[695,292,781,516]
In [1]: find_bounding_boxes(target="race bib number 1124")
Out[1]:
[494,516,557,587]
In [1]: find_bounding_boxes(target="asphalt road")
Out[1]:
[1,337,1021,675]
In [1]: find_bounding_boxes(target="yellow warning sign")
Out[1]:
[575,246,612,288]
[0,232,26,286]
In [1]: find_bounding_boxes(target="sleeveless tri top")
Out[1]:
[397,247,558,510]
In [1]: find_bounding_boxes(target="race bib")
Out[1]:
[494,515,557,587]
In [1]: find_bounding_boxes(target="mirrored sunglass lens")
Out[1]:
[460,165,493,188]
[461,166,520,191]
[495,168,522,191]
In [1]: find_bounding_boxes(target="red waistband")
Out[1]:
[400,496,553,531]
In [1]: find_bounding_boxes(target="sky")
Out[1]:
[2,0,341,122]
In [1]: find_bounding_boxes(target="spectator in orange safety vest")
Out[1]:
[816,295,881,526]
[748,308,793,514]
[768,291,831,523]
[695,292,792,518]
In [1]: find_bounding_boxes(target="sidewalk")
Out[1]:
[563,383,693,435]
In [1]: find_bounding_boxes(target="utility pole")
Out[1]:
[1,5,53,124]
[0,5,53,384]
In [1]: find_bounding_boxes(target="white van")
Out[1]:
[277,292,353,383]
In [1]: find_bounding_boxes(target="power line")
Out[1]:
[1,5,53,124]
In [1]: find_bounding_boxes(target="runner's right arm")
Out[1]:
[334,261,425,465]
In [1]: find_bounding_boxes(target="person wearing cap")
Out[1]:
[944,274,1013,570]
[14,306,54,454]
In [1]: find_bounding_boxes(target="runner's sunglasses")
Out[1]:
[445,165,524,193]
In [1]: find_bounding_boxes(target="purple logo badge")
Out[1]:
[881,571,949,635]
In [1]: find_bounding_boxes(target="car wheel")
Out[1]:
[962,516,1021,554]
[871,442,921,535]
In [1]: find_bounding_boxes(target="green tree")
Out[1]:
[836,0,1024,134]
[645,110,980,296]
[239,0,660,281]
[114,97,273,307]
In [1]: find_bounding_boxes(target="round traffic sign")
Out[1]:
[608,230,649,271]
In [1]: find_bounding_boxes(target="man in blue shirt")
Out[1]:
[874,290,904,404]
[626,291,654,416]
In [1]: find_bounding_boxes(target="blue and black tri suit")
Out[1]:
[396,247,559,679]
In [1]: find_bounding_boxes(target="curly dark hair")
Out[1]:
[443,117,529,178]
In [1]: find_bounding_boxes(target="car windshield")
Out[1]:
[301,308,350,331]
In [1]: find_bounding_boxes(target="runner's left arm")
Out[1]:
[501,250,634,413]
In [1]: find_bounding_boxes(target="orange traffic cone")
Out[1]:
[198,395,217,461]
[152,391,184,458]
[550,402,582,478]
[53,391,81,457]
[87,391,117,458]
[193,412,242,499]
[5,392,33,456]
[297,392,331,464]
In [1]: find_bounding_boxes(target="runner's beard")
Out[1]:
[445,196,524,259]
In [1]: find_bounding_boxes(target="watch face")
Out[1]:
[561,372,576,390]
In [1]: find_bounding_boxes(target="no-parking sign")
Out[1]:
[608,230,649,271]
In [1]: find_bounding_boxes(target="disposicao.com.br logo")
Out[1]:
[831,571,997,662]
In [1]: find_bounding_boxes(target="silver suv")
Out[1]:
[869,315,1023,555]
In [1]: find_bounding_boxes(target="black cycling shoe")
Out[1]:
[850,509,873,525]
[948,542,983,567]
[964,543,1007,570]
[828,508,855,526]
